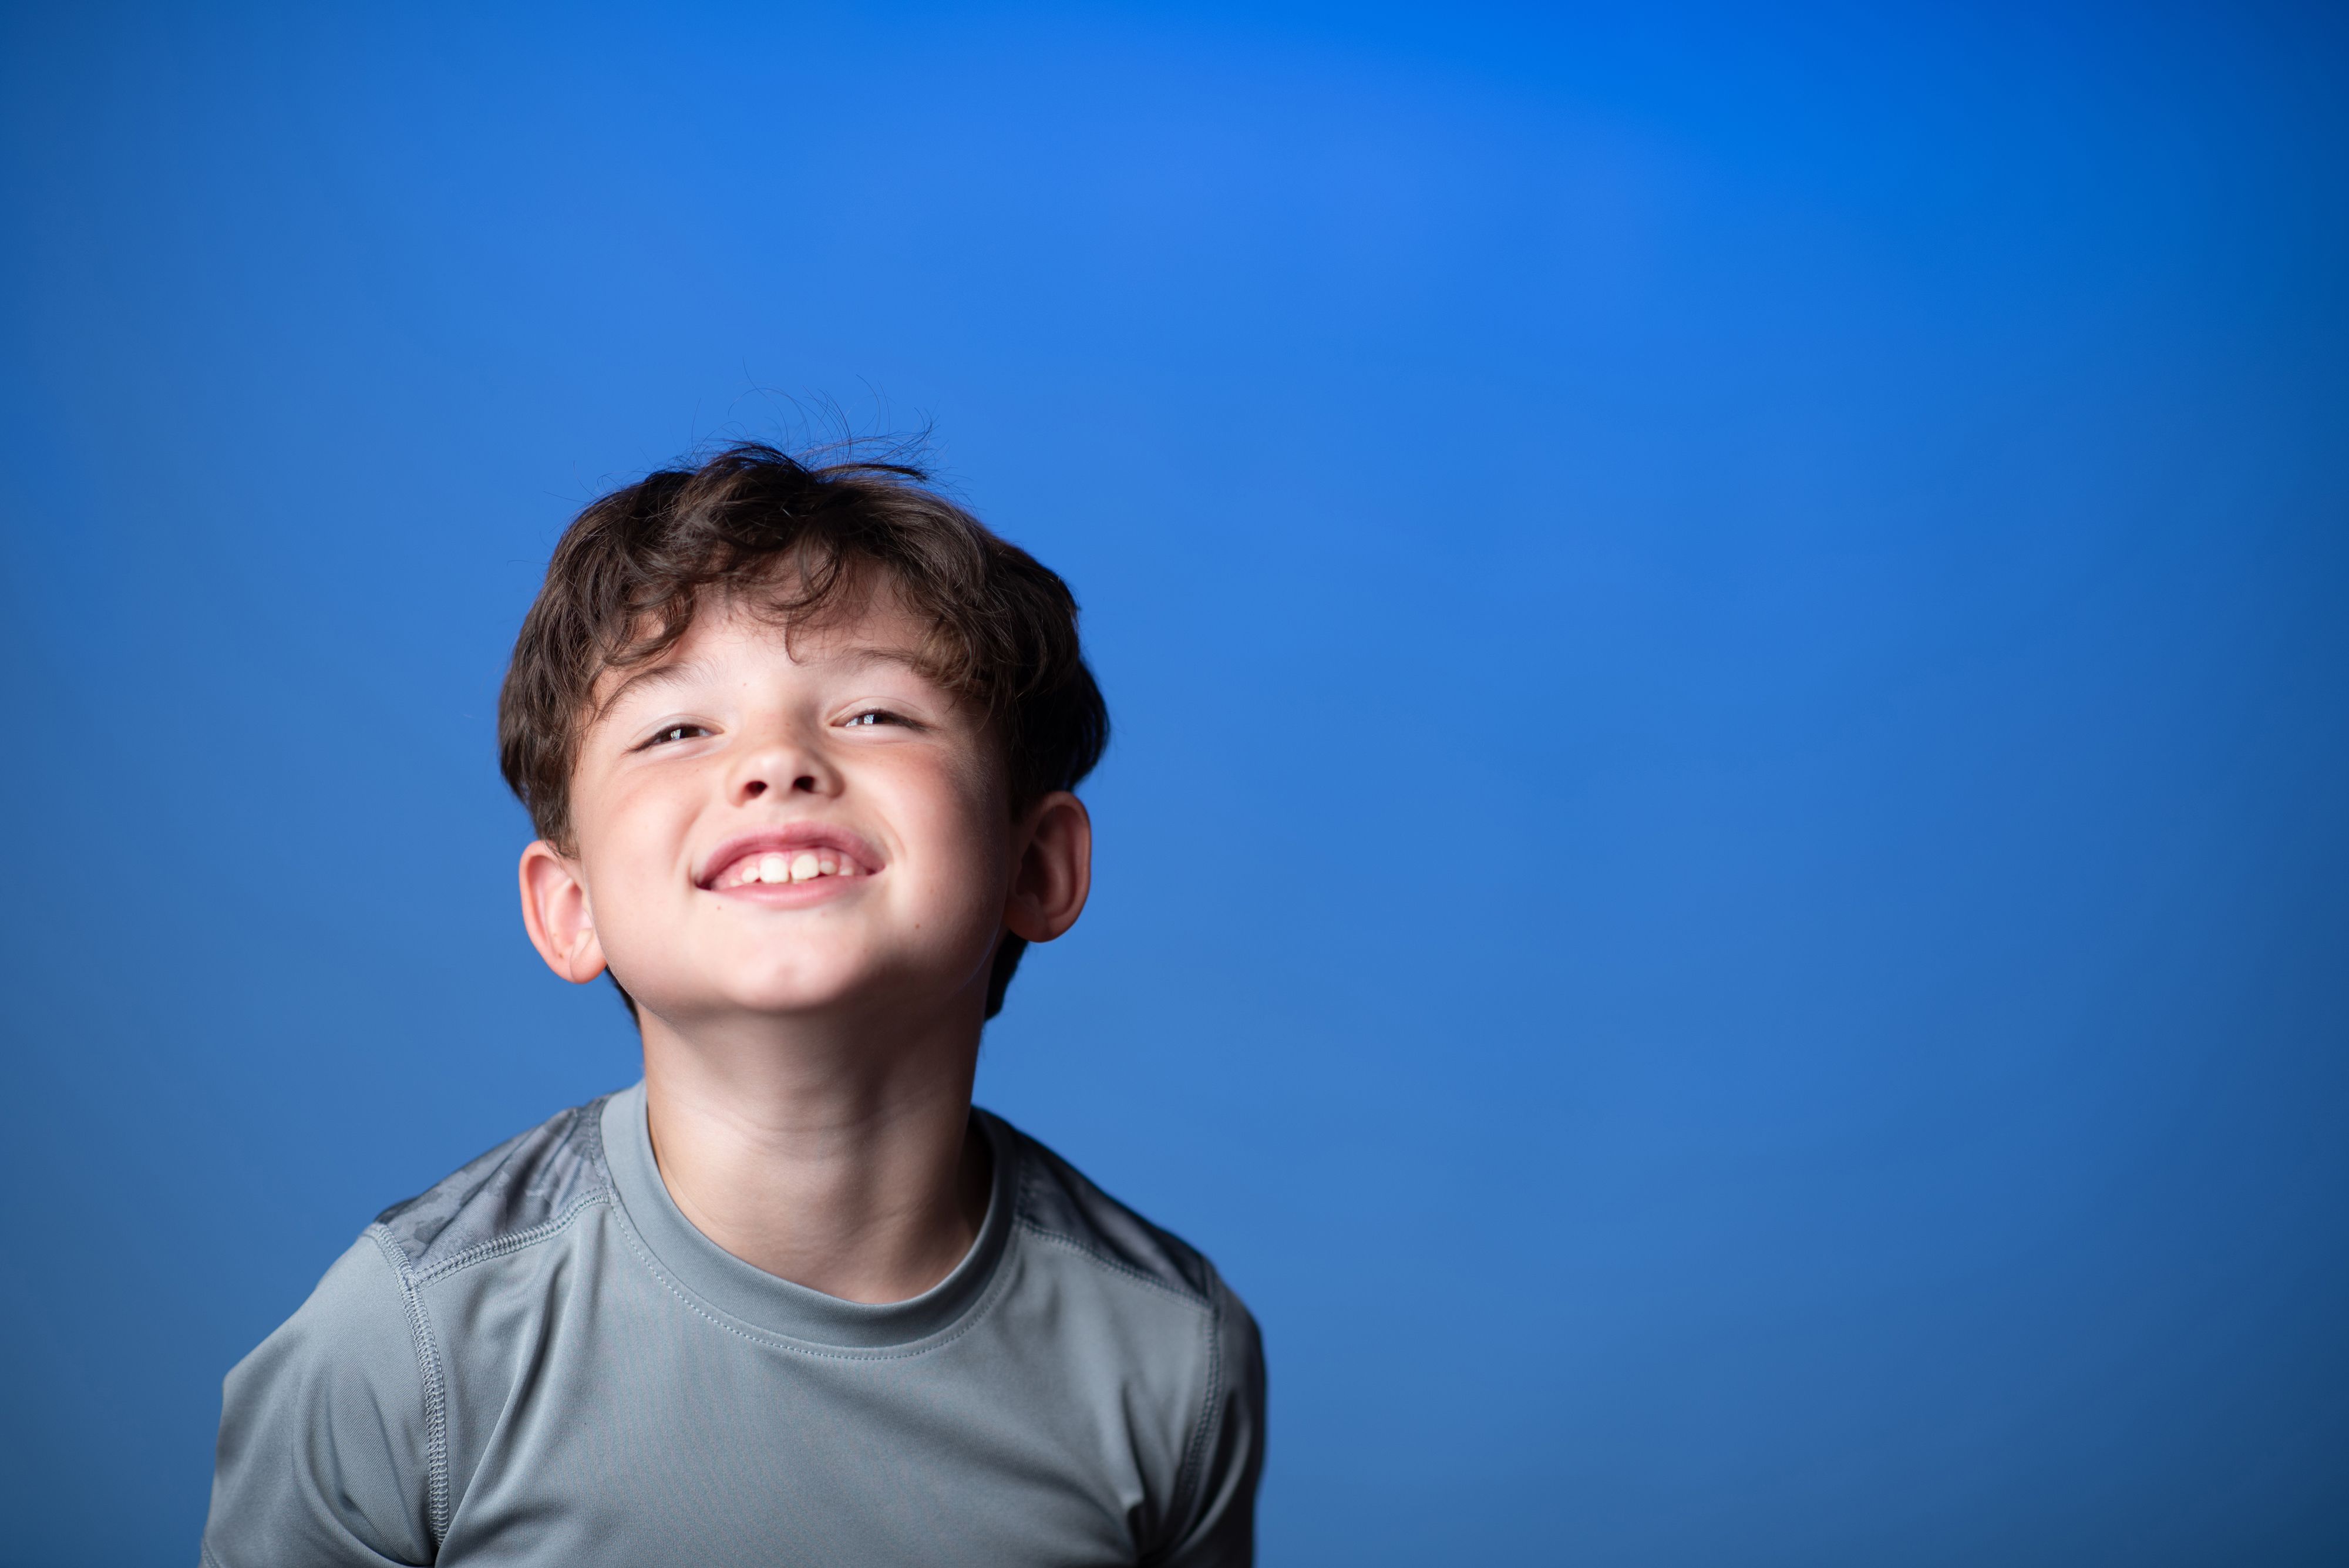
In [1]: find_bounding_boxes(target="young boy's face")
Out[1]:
[518,584,1085,1031]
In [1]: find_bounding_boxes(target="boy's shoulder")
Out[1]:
[998,1113,1223,1307]
[370,1094,616,1277]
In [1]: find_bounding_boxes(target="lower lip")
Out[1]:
[706,875,871,907]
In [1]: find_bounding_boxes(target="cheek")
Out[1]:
[897,763,1014,914]
[573,779,692,913]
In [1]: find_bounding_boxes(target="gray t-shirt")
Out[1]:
[203,1085,1264,1566]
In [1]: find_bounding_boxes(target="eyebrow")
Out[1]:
[822,645,928,673]
[594,657,712,720]
[593,644,935,721]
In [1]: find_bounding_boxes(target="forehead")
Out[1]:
[698,583,930,664]
[592,584,946,710]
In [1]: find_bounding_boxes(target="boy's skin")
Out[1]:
[517,581,1093,1303]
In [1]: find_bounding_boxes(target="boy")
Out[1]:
[202,444,1265,1565]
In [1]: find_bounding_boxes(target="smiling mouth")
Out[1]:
[712,849,867,889]
[698,828,883,893]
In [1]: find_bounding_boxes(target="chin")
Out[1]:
[620,941,979,1024]
[719,953,905,1017]
[724,982,871,1016]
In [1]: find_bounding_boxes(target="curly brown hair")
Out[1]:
[498,441,1108,1019]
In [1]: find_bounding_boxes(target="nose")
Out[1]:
[728,724,839,805]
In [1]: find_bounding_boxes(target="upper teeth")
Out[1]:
[728,850,855,887]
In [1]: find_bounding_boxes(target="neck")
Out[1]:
[635,991,992,1304]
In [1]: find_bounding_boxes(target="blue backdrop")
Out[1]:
[3,4,2344,1563]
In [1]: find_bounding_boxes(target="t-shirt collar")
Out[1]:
[600,1081,1018,1351]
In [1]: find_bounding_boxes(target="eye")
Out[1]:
[640,723,710,749]
[842,708,911,729]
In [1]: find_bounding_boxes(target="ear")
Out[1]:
[519,840,609,984]
[1004,791,1092,945]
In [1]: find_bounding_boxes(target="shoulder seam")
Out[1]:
[1004,1126,1217,1304]
[410,1191,613,1286]
[373,1095,617,1273]
[365,1223,450,1550]
[1012,1218,1214,1308]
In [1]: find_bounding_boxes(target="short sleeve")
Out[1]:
[1156,1274,1267,1568]
[201,1233,436,1567]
